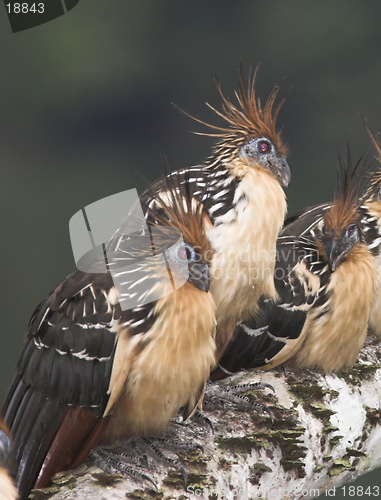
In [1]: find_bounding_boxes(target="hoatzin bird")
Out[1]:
[108,65,291,359]
[1,176,216,499]
[0,422,17,500]
[263,121,381,338]
[213,154,377,377]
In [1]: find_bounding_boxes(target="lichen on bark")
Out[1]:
[30,337,381,500]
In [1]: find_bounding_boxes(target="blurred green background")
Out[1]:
[1,1,380,496]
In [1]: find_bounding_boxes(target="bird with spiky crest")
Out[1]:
[109,65,290,358]
[1,174,216,499]
[214,153,377,377]
[182,67,287,173]
[268,121,381,339]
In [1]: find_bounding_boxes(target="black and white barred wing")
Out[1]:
[107,166,239,254]
[217,235,324,373]
[282,202,330,238]
[5,271,119,418]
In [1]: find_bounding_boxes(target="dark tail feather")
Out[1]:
[3,378,107,500]
[3,379,66,500]
[35,406,108,490]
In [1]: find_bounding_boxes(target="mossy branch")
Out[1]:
[30,337,381,500]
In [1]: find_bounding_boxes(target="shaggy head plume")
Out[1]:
[324,150,366,234]
[176,64,288,166]
[146,171,213,261]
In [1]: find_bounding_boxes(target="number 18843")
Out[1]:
[341,486,379,496]
[6,3,45,13]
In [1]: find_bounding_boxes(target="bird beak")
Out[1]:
[278,157,291,187]
[188,262,211,292]
[268,156,291,187]
[325,239,349,272]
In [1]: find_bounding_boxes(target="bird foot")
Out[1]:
[204,380,275,423]
[189,408,214,433]
[229,381,275,394]
[88,435,199,487]
[146,435,203,453]
[88,443,156,488]
[139,437,188,485]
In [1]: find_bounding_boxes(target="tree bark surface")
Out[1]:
[29,337,381,500]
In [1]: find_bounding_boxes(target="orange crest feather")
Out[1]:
[175,64,287,159]
[146,173,212,262]
[324,152,367,234]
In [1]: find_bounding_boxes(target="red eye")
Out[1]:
[177,243,194,261]
[177,247,188,260]
[258,141,270,153]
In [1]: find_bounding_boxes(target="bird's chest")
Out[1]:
[104,287,216,439]
[298,248,376,372]
[207,171,286,322]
